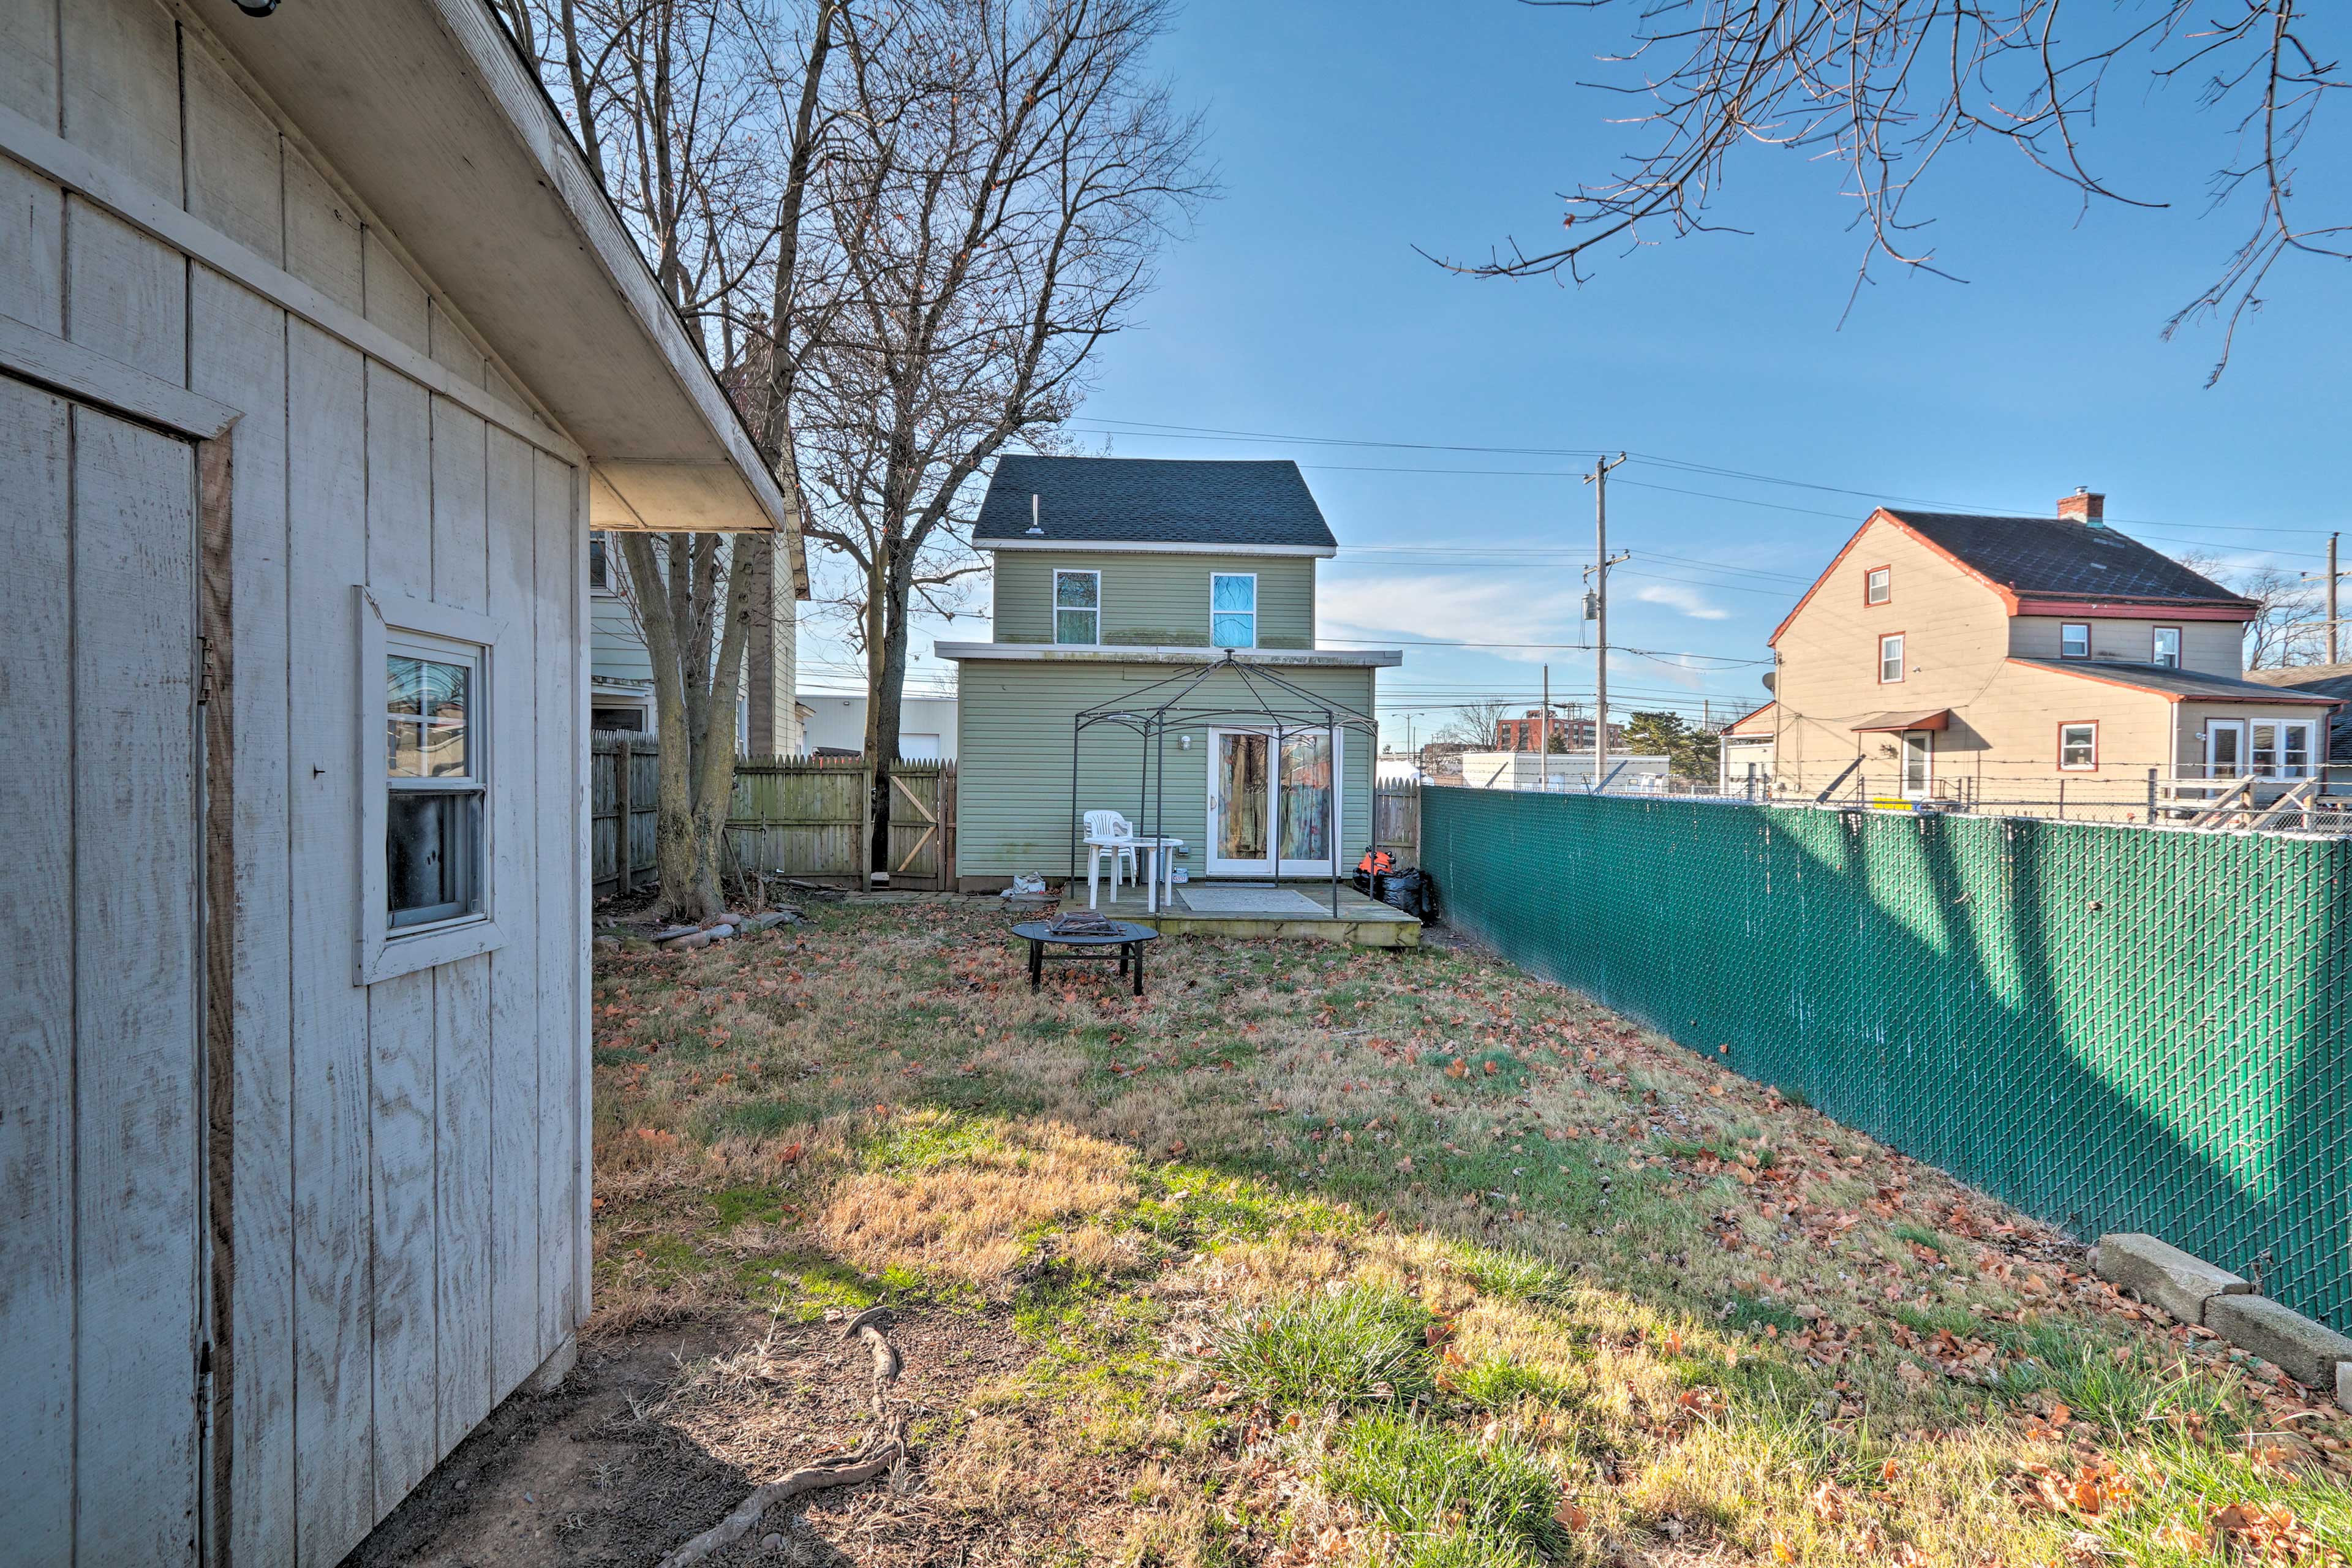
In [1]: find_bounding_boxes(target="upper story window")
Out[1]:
[1212,572,1257,649]
[1877,631,1905,684]
[2152,626,2180,669]
[1054,569,1100,645]
[1864,565,1890,606]
[385,631,486,931]
[589,532,610,593]
[2060,622,2090,658]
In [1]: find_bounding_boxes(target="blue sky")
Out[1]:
[826,1,2352,750]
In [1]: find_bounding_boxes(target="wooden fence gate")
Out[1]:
[1374,780,1421,862]
[592,741,956,894]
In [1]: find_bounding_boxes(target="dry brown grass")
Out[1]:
[582,895,2352,1568]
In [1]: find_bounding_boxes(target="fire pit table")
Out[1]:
[1011,919,1160,997]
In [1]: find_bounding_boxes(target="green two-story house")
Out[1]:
[939,456,1401,889]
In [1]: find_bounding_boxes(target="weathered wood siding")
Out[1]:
[955,661,1376,878]
[0,2,589,1562]
[990,549,1317,647]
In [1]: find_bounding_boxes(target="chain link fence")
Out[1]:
[1422,786,2352,1330]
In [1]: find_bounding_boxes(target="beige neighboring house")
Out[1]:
[1743,490,2341,820]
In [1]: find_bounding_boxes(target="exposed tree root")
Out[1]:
[654,1310,907,1568]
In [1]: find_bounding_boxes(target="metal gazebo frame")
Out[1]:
[1068,652,1380,917]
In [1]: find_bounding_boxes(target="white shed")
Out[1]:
[0,2,799,1564]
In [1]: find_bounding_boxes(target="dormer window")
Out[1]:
[1212,573,1257,649]
[1054,569,1100,645]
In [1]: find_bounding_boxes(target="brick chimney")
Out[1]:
[2058,486,2105,526]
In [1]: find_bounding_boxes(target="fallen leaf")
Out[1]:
[1554,1501,1591,1530]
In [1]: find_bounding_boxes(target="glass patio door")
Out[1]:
[1207,728,1340,876]
[1207,731,1269,875]
[2206,720,2245,780]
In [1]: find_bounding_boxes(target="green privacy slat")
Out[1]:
[1420,790,2352,1332]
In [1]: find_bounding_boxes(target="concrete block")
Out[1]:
[522,1332,578,1396]
[2203,1295,2352,1390]
[2092,1233,2249,1324]
[2339,1360,2351,1415]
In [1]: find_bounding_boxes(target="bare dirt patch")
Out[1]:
[347,1306,1028,1568]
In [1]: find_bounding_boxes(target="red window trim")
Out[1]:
[2057,720,2098,771]
[1877,630,1906,684]
[1863,564,1892,607]
[2059,621,2092,659]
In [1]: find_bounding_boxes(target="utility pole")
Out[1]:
[1582,453,1629,783]
[1539,665,1550,788]
[2312,532,2344,665]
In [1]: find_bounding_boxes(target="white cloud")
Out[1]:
[1631,582,1730,621]
[1317,570,1580,664]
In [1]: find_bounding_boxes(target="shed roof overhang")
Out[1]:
[1852,709,1951,733]
[935,643,1402,668]
[189,0,804,587]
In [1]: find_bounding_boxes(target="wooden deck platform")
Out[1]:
[1085,879,1420,947]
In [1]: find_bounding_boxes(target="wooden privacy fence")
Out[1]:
[1374,780,1421,862]
[592,737,956,894]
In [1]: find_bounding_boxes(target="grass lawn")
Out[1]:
[590,895,2351,1567]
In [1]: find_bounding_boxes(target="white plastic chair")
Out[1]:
[1080,810,1139,907]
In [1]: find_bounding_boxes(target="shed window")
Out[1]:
[2059,722,2097,771]
[2060,622,2090,658]
[1864,566,1890,606]
[1212,573,1257,649]
[1054,570,1099,645]
[385,631,485,930]
[1877,632,1904,684]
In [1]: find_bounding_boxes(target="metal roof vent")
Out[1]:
[1027,494,1044,535]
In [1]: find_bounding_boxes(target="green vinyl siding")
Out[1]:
[955,659,1376,878]
[990,551,1316,648]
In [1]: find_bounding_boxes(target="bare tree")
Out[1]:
[506,0,835,919]
[2174,549,2324,668]
[1434,699,1521,748]
[793,0,1211,881]
[1452,2,2348,382]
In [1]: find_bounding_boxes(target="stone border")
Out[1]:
[2094,1233,2352,1408]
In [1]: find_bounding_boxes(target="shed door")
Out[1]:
[0,377,205,1564]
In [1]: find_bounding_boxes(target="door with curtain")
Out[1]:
[1206,728,1339,876]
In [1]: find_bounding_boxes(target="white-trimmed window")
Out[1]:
[385,630,486,929]
[358,589,505,983]
[1864,566,1890,606]
[2152,626,2180,669]
[589,532,612,593]
[2060,622,2090,658]
[1877,632,1904,684]
[1054,569,1099,646]
[2059,722,2097,771]
[1211,572,1257,649]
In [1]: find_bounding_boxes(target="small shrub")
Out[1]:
[1324,1412,1566,1565]
[1213,1284,1433,1410]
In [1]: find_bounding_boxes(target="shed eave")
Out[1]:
[935,642,1402,668]
[189,0,798,562]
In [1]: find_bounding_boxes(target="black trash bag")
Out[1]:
[1379,867,1430,919]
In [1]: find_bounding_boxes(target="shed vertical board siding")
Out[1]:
[0,159,65,333]
[361,228,431,359]
[366,967,440,1513]
[432,399,491,612]
[955,662,1376,876]
[72,404,201,1565]
[284,320,377,1564]
[366,363,432,592]
[64,200,188,383]
[58,0,182,203]
[0,0,60,129]
[428,298,487,388]
[181,42,285,266]
[536,450,587,1339]
[432,954,494,1451]
[0,377,74,1564]
[282,148,364,318]
[485,430,543,1393]
[192,266,296,1568]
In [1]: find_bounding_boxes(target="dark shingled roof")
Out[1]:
[975,456,1336,550]
[2011,657,2343,704]
[1885,510,2250,605]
